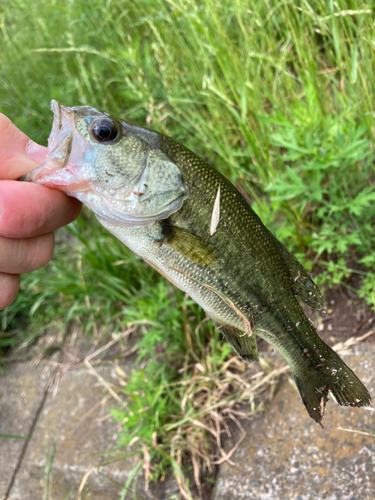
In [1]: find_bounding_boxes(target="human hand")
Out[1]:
[0,113,82,310]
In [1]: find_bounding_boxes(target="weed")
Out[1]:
[111,314,287,498]
[43,435,57,500]
[262,107,375,301]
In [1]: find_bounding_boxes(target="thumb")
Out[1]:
[0,113,48,180]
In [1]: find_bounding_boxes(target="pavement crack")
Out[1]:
[4,354,63,499]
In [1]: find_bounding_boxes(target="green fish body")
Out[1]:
[21,101,371,424]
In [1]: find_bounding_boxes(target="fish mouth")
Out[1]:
[20,100,82,189]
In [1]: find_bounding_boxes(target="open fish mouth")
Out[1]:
[19,100,189,227]
[20,100,84,189]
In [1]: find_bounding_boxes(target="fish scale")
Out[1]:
[165,143,293,315]
[20,100,371,424]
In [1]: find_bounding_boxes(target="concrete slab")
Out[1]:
[0,361,52,499]
[213,347,375,500]
[5,362,153,500]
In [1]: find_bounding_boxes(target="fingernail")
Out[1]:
[26,140,48,164]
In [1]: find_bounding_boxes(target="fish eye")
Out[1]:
[91,118,120,143]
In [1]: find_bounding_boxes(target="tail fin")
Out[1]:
[292,344,371,425]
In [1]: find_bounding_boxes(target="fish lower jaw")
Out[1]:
[78,190,188,228]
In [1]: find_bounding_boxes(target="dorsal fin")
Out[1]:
[273,237,324,310]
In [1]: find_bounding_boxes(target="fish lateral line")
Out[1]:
[162,262,195,282]
[162,263,252,336]
[255,328,278,341]
[203,284,252,336]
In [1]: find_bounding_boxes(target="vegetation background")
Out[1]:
[1,0,375,496]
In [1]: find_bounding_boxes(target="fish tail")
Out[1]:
[292,344,371,425]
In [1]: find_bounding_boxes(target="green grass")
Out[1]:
[1,0,375,495]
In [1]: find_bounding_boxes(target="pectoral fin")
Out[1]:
[159,222,216,267]
[217,323,259,363]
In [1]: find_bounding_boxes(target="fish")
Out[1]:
[20,100,371,424]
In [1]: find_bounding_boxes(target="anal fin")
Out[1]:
[217,323,259,363]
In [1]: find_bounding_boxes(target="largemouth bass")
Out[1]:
[21,101,371,424]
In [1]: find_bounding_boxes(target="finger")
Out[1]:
[0,273,20,310]
[0,113,48,180]
[0,181,82,238]
[0,233,55,274]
